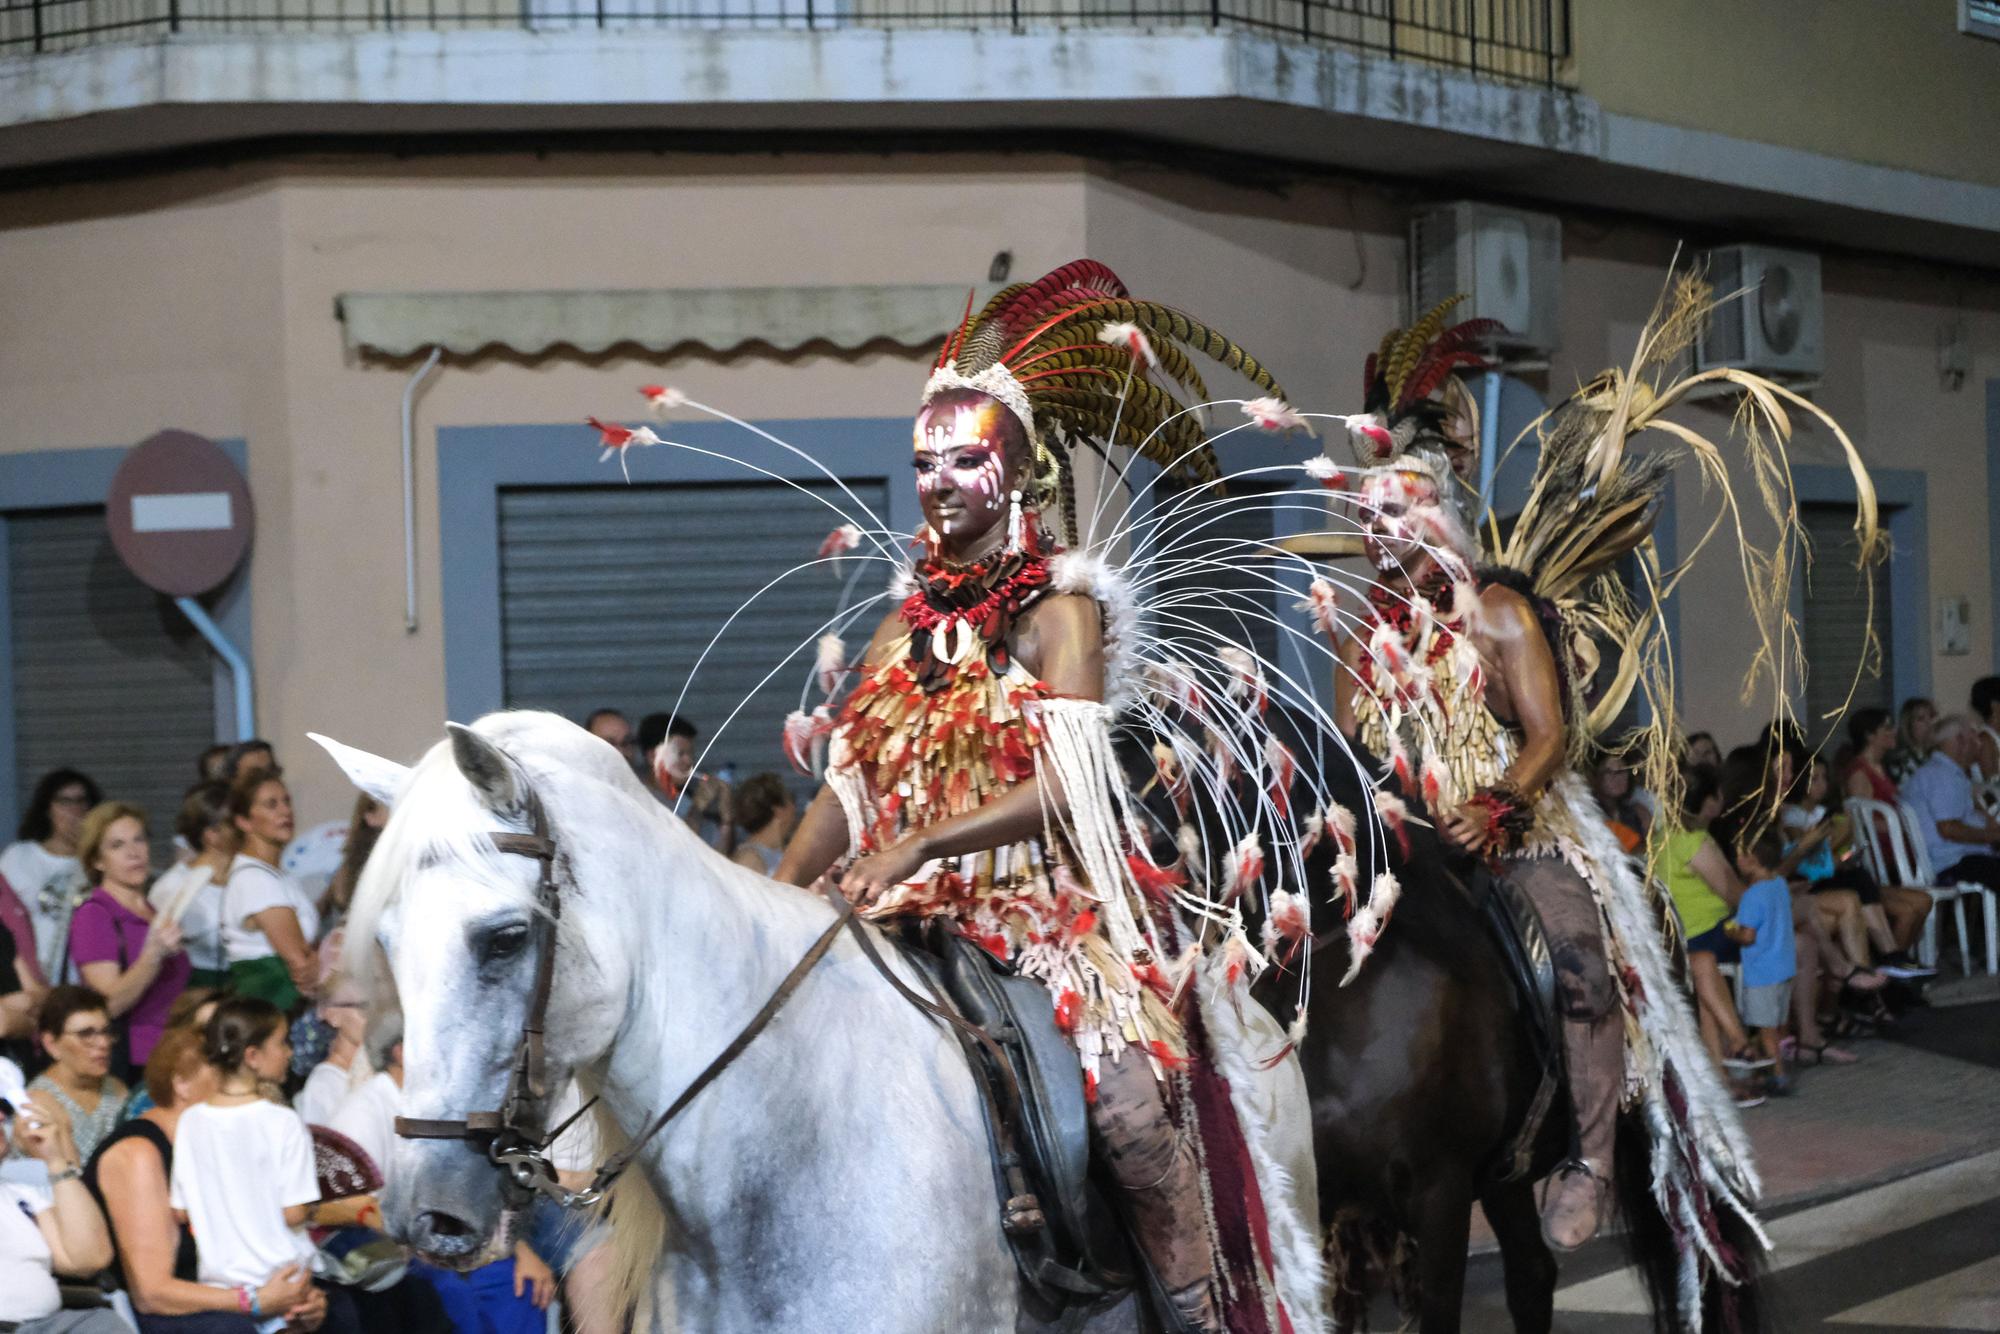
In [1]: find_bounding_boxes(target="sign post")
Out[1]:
[107,431,257,738]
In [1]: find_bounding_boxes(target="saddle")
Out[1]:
[1475,869,1566,1183]
[893,928,1138,1308]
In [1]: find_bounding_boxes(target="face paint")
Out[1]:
[1359,471,1441,575]
[913,396,1016,548]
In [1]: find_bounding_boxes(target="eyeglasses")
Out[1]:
[50,795,90,809]
[62,1026,114,1042]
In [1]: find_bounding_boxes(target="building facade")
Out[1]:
[2,2,1997,827]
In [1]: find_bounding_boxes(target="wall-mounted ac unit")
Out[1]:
[1408,202,1561,358]
[1694,245,1823,379]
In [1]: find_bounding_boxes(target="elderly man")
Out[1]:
[1900,715,2000,893]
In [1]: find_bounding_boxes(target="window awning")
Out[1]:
[335,285,999,359]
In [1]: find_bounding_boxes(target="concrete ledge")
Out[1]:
[0,27,1994,267]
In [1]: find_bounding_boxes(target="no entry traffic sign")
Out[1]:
[106,430,254,597]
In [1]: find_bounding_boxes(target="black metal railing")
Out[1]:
[0,0,1571,86]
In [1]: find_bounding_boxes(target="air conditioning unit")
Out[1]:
[1408,202,1562,358]
[1693,245,1823,379]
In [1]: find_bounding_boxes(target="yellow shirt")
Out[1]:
[1657,827,1731,939]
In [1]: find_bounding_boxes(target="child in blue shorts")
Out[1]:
[1732,826,1798,1094]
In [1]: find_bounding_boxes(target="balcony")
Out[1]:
[0,0,1572,87]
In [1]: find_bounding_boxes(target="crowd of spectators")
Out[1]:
[5,677,1988,1328]
[1604,679,2000,1107]
[0,733,654,1334]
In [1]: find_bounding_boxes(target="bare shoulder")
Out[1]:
[860,607,908,662]
[1474,582,1540,641]
[1023,591,1103,641]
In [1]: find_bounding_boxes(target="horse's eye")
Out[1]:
[478,923,531,968]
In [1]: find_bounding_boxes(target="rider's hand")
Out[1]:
[1442,807,1492,855]
[840,838,928,907]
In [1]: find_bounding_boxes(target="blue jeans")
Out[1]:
[407,1258,544,1334]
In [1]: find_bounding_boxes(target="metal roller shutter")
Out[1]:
[498,478,889,783]
[8,507,218,848]
[1801,502,1892,745]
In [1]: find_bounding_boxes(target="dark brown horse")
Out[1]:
[1267,739,1768,1334]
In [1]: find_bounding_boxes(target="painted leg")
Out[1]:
[1088,1054,1220,1333]
[1503,857,1619,1252]
[1479,1181,1557,1334]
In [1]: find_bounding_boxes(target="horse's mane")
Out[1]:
[343,710,682,1327]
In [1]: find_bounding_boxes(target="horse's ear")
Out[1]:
[446,722,523,814]
[307,733,411,809]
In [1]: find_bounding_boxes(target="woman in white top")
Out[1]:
[0,768,100,984]
[171,996,359,1332]
[149,783,236,990]
[220,770,319,1011]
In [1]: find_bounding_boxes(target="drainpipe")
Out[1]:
[1477,369,1504,522]
[175,597,254,741]
[402,347,443,633]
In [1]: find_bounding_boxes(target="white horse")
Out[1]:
[314,710,1325,1333]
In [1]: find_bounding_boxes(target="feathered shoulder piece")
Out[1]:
[1491,270,1883,817]
[926,260,1286,536]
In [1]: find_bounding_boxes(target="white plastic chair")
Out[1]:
[1845,797,1980,974]
[1894,801,1998,976]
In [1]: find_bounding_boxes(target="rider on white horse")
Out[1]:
[772,263,1295,1332]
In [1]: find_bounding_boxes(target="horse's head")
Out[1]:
[311,713,639,1266]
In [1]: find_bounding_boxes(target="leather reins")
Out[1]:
[392,803,1027,1216]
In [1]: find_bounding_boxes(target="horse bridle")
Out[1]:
[394,795,858,1210]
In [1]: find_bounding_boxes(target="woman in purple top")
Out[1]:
[68,802,187,1071]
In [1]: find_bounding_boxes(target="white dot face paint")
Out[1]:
[913,397,1016,550]
[1360,471,1441,576]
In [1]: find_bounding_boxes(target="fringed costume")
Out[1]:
[1334,278,1881,1324]
[793,262,1324,1334]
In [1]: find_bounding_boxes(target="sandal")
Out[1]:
[1798,1042,1860,1067]
[1834,965,1887,993]
[1722,1044,1775,1072]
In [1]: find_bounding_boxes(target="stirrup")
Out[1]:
[1541,1158,1609,1253]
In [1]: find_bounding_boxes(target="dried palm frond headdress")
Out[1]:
[924,259,1285,542]
[1489,269,1884,827]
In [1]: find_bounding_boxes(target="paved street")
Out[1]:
[1453,983,2000,1332]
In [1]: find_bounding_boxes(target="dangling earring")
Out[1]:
[1006,490,1026,557]
[920,523,941,562]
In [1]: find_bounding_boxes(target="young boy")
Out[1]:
[1732,827,1798,1094]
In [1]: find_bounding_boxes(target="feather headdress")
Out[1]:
[925,260,1286,541]
[1346,295,1501,506]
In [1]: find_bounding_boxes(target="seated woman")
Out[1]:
[1777,757,1891,993]
[1655,767,1769,1100]
[85,1026,324,1332]
[219,771,319,1011]
[1592,752,1649,852]
[1,1056,122,1334]
[69,801,190,1078]
[1840,707,1940,968]
[27,987,127,1164]
[149,784,236,991]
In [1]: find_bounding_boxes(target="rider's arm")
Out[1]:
[840,595,1104,903]
[772,788,850,888]
[771,608,910,889]
[1486,588,1567,803]
[1442,587,1565,856]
